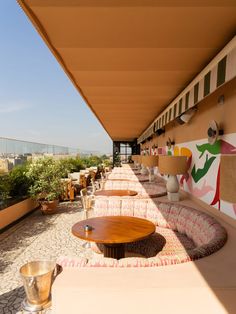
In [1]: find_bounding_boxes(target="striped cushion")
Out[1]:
[56,256,87,268]
[86,257,119,267]
[92,198,227,267]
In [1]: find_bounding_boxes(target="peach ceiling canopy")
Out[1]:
[18,0,236,141]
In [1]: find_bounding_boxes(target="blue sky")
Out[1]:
[0,1,112,154]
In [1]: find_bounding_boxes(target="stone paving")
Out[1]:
[0,199,95,314]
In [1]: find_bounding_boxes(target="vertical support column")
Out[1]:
[113,141,121,167]
[113,140,140,167]
[131,139,140,155]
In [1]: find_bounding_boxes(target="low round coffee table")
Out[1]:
[94,190,137,197]
[72,216,155,259]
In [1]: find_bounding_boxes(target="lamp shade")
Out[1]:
[220,155,236,203]
[159,155,187,175]
[141,155,159,167]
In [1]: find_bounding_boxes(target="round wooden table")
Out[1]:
[72,216,155,259]
[94,189,138,197]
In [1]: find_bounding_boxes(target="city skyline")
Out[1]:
[0,1,112,154]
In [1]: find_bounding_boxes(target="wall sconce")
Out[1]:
[176,107,197,125]
[220,155,236,203]
[159,155,188,201]
[155,128,165,136]
[141,155,159,182]
[166,137,175,150]
[207,120,224,145]
[217,95,224,105]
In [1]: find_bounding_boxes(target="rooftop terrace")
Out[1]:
[1,1,236,313]
[1,191,236,313]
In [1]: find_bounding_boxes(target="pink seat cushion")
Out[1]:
[56,256,88,268]
[91,227,195,258]
[92,198,227,267]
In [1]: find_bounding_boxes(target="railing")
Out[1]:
[0,137,79,157]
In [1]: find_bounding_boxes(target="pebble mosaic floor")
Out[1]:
[0,200,94,314]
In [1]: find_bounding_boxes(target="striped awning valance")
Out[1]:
[138,36,236,144]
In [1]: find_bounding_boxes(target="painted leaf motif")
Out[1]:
[196,140,221,158]
[191,156,216,183]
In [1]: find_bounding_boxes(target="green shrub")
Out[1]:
[0,174,11,205]
[58,157,85,177]
[73,158,85,172]
[80,156,103,168]
[26,157,64,202]
[9,164,32,198]
[113,152,121,167]
[0,154,111,206]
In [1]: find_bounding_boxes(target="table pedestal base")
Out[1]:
[103,244,125,259]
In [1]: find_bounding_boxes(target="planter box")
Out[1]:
[0,198,38,230]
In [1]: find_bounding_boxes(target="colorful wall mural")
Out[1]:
[157,133,236,219]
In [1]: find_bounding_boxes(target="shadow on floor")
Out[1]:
[57,200,83,215]
[0,286,25,313]
[0,211,58,273]
[0,200,83,273]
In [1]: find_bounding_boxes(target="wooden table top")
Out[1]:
[72,216,155,244]
[94,190,138,197]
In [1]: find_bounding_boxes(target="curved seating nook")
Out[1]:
[54,197,229,314]
[86,197,227,267]
[103,180,167,198]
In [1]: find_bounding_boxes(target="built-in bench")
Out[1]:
[53,199,228,314]
[57,198,227,268]
[88,197,227,267]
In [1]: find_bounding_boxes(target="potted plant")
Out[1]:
[26,157,64,214]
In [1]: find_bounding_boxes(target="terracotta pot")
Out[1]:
[40,200,59,215]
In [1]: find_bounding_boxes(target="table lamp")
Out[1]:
[141,155,159,182]
[158,155,187,201]
[220,155,236,203]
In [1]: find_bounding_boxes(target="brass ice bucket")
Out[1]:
[20,260,56,310]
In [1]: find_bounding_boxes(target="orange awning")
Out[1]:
[18,0,236,141]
